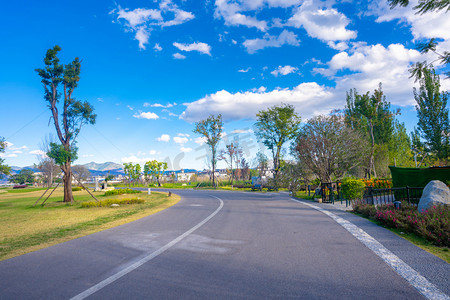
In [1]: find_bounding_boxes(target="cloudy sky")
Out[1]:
[1,0,449,170]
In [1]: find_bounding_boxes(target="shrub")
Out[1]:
[81,197,144,208]
[104,188,141,196]
[72,186,83,191]
[354,202,449,247]
[341,178,366,201]
[361,178,392,189]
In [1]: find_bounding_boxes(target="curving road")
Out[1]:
[0,190,448,299]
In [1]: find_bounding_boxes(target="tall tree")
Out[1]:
[0,137,11,179]
[254,103,301,187]
[294,114,368,183]
[35,46,96,202]
[219,143,240,185]
[389,120,413,167]
[72,165,91,182]
[193,114,223,188]
[388,0,449,79]
[414,67,450,160]
[253,151,269,177]
[144,160,168,186]
[345,84,396,178]
[34,135,59,188]
[124,163,141,186]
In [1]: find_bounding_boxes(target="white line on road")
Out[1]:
[292,198,449,300]
[70,195,224,300]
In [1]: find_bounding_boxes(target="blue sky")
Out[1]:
[1,0,449,170]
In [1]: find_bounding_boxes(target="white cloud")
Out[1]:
[127,105,134,111]
[111,2,195,50]
[195,137,207,144]
[288,0,357,41]
[181,82,334,122]
[173,136,189,144]
[115,7,162,28]
[173,42,212,56]
[315,43,423,106]
[0,153,17,158]
[121,155,156,164]
[29,150,47,157]
[271,65,298,76]
[157,134,171,142]
[238,67,251,73]
[5,141,13,148]
[161,8,194,27]
[135,27,150,50]
[327,41,349,51]
[154,43,163,51]
[133,112,159,119]
[173,53,186,59]
[232,129,254,134]
[243,30,300,54]
[144,102,174,108]
[368,0,450,40]
[178,133,190,137]
[149,150,157,155]
[180,147,193,153]
[82,154,95,158]
[214,0,268,31]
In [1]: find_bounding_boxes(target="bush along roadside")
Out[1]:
[81,198,144,208]
[353,200,449,247]
[104,188,141,196]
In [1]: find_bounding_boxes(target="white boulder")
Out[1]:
[418,180,450,213]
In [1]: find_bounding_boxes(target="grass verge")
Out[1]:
[0,187,180,261]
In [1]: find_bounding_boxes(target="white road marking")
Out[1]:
[292,198,449,300]
[70,195,224,300]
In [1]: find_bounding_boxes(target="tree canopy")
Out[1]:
[414,67,450,161]
[254,103,301,186]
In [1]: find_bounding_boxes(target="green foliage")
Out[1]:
[255,103,301,185]
[72,187,83,191]
[80,198,144,208]
[414,67,450,160]
[9,169,35,184]
[341,178,366,201]
[354,201,450,247]
[345,84,397,178]
[193,114,223,187]
[389,120,413,167]
[46,143,78,166]
[104,188,141,196]
[123,163,141,185]
[0,137,11,179]
[143,160,168,186]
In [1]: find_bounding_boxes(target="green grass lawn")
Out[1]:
[0,187,180,261]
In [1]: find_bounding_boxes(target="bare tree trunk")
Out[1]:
[62,162,74,203]
[369,121,377,178]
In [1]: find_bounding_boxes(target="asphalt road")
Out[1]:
[0,190,448,299]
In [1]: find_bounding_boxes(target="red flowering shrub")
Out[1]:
[353,201,449,247]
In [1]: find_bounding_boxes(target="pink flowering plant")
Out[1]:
[353,201,449,247]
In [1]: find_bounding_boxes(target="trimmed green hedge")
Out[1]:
[104,188,141,196]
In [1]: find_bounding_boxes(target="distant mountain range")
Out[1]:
[1,162,200,184]
[82,162,123,171]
